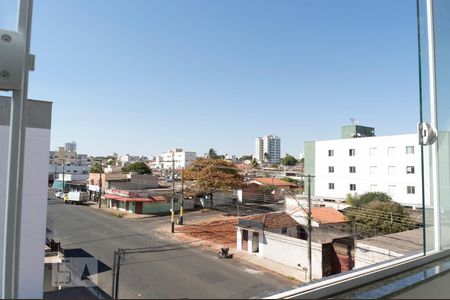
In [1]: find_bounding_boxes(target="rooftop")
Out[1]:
[311,207,348,224]
[356,228,426,255]
[253,178,298,187]
[103,194,166,203]
[239,212,299,230]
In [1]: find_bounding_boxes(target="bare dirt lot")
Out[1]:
[175,215,238,250]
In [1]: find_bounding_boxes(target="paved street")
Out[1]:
[47,198,297,298]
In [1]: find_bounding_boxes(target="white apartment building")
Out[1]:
[118,154,141,166]
[304,126,429,208]
[64,140,77,152]
[152,149,197,169]
[48,164,89,176]
[255,134,281,164]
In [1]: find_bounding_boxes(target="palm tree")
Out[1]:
[251,158,259,169]
[263,152,270,163]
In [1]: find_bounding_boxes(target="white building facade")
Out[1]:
[255,134,281,164]
[0,98,52,297]
[153,149,197,169]
[305,131,429,208]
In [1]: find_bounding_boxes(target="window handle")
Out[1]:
[418,122,437,145]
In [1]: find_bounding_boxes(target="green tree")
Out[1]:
[122,162,152,174]
[208,148,219,159]
[281,177,299,184]
[280,154,298,166]
[250,158,259,169]
[344,200,417,237]
[240,155,253,162]
[90,163,103,173]
[350,192,392,207]
[263,152,270,163]
[183,158,244,199]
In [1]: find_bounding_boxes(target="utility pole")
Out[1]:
[115,249,122,299]
[307,174,312,282]
[179,168,184,225]
[62,157,65,196]
[111,250,117,298]
[98,167,102,208]
[171,153,175,233]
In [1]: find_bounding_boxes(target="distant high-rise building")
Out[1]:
[255,135,281,164]
[64,140,77,152]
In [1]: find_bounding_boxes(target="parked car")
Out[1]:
[55,191,64,199]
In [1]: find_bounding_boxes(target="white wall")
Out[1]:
[159,149,197,169]
[0,126,51,298]
[314,134,428,207]
[49,164,89,175]
[263,231,323,279]
[354,242,403,269]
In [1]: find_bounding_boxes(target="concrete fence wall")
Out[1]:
[263,231,324,279]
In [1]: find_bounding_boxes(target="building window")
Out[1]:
[370,166,377,175]
[387,147,396,156]
[369,147,377,156]
[370,184,378,192]
[329,183,335,190]
[328,150,334,157]
[407,186,416,194]
[349,166,356,173]
[349,149,356,156]
[388,166,396,175]
[297,226,307,240]
[388,185,396,196]
[406,146,414,155]
[406,166,415,174]
[350,184,356,191]
[281,227,287,234]
[328,166,334,173]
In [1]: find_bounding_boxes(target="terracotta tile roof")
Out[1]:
[254,177,298,187]
[241,212,299,229]
[104,194,166,203]
[311,207,348,224]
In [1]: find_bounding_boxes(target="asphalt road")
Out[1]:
[47,197,296,299]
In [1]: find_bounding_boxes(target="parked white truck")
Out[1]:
[64,191,89,205]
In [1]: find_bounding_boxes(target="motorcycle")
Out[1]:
[218,247,233,259]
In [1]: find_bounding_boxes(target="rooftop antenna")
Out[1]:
[350,118,359,125]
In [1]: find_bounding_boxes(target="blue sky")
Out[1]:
[1,0,421,157]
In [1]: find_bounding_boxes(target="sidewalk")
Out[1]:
[233,250,307,282]
[89,204,156,219]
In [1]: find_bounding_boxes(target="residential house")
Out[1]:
[236,212,354,280]
[101,174,194,214]
[240,177,299,203]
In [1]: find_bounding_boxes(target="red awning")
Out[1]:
[103,194,166,203]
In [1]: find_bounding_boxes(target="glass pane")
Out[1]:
[418,0,450,251]
[433,0,450,249]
